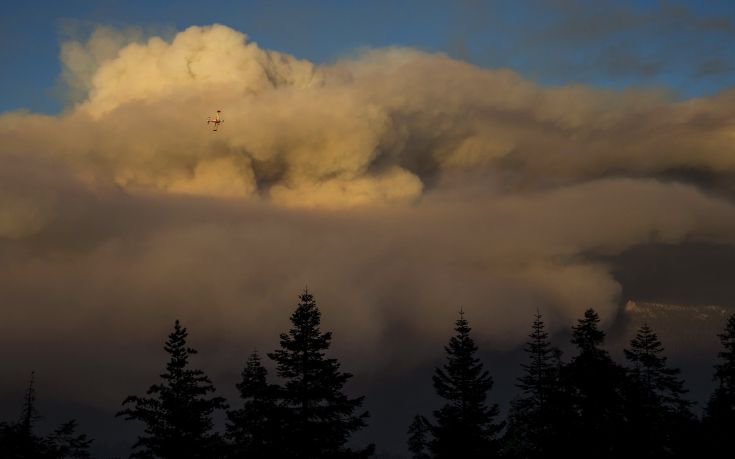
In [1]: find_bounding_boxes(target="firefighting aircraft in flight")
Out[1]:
[207,110,223,131]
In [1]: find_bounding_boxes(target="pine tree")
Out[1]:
[570,309,606,355]
[625,324,689,410]
[267,289,373,459]
[48,420,93,459]
[407,415,431,459]
[19,371,40,439]
[564,308,627,459]
[623,323,693,457]
[0,373,93,459]
[503,311,569,459]
[0,372,51,458]
[517,312,557,403]
[117,320,227,459]
[429,311,503,458]
[703,313,735,455]
[226,350,284,458]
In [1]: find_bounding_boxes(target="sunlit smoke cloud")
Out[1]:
[2,24,735,403]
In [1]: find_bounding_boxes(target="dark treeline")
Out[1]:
[1,290,735,458]
[408,308,735,459]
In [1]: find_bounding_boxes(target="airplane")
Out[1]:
[207,110,223,131]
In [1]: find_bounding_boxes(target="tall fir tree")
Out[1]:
[703,313,735,455]
[117,320,227,459]
[19,371,40,439]
[226,350,284,458]
[623,323,693,457]
[267,289,373,459]
[406,415,431,459]
[563,308,627,459]
[0,373,93,459]
[625,324,690,411]
[0,372,50,458]
[503,311,570,459]
[429,311,503,459]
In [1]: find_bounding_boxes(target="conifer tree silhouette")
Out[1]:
[0,372,50,458]
[47,420,93,459]
[564,308,627,459]
[703,313,735,455]
[0,372,93,459]
[503,311,569,458]
[429,311,503,458]
[267,289,374,458]
[407,415,431,459]
[623,323,693,457]
[117,320,227,459]
[19,371,40,439]
[226,350,284,458]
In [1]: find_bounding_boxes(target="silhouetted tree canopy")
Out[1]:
[503,311,570,459]
[428,311,503,458]
[407,415,431,459]
[564,308,627,459]
[19,371,40,439]
[267,289,374,459]
[117,320,227,459]
[47,420,93,459]
[226,350,284,458]
[623,323,693,457]
[0,372,92,459]
[703,313,735,455]
[8,297,735,458]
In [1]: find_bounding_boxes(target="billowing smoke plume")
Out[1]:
[2,24,735,404]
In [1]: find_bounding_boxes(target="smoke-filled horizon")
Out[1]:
[2,24,735,413]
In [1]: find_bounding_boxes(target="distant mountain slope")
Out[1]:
[617,300,734,358]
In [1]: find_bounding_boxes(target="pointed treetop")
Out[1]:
[624,322,690,405]
[20,370,40,434]
[267,289,373,457]
[571,308,606,353]
[236,350,269,398]
[431,312,502,457]
[244,349,266,373]
[455,309,471,333]
[297,287,316,311]
[247,349,262,363]
[534,307,545,323]
[117,319,227,458]
[516,310,558,396]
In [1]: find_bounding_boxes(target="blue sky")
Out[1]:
[3,0,735,113]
